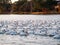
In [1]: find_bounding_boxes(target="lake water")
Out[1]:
[0,35,60,45]
[0,15,60,45]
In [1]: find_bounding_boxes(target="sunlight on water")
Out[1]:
[0,15,60,21]
[0,15,60,45]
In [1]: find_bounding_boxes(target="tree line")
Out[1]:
[0,0,58,14]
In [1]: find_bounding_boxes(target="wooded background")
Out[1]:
[0,0,60,14]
